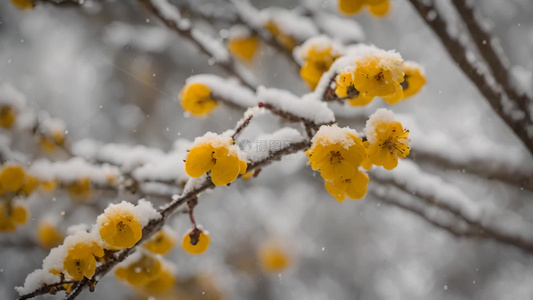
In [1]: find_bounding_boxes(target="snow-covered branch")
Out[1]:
[139,0,258,90]
[451,0,532,123]
[407,0,533,155]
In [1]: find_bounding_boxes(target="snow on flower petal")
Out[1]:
[184,132,247,186]
[97,201,145,249]
[364,109,411,170]
[306,124,366,181]
[61,232,104,281]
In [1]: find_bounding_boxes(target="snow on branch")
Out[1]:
[409,131,533,191]
[370,161,533,252]
[184,74,259,108]
[451,0,532,123]
[139,0,258,90]
[257,87,335,127]
[17,113,312,300]
[407,0,533,155]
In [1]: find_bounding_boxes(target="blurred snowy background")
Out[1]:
[1,0,533,299]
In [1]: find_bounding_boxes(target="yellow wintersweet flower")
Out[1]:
[367,122,410,170]
[0,106,16,128]
[306,125,366,181]
[143,228,176,255]
[265,20,297,51]
[37,221,64,249]
[324,171,369,202]
[399,61,427,99]
[180,83,218,118]
[0,202,28,232]
[141,267,175,296]
[0,164,26,192]
[63,242,104,281]
[228,35,260,64]
[364,109,410,170]
[258,240,290,272]
[185,133,247,186]
[67,177,91,199]
[335,72,374,106]
[368,0,390,17]
[11,0,34,10]
[300,46,338,90]
[115,254,162,286]
[182,228,210,255]
[99,209,142,250]
[352,55,404,105]
[338,0,364,15]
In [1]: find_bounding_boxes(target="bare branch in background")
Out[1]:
[407,0,533,155]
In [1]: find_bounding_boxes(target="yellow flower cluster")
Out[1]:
[265,20,297,51]
[228,33,260,64]
[63,241,104,281]
[180,83,218,118]
[185,133,247,186]
[335,57,426,106]
[182,228,210,255]
[0,202,28,232]
[115,253,175,296]
[0,164,39,197]
[338,0,390,17]
[306,125,369,202]
[37,220,64,249]
[37,202,158,285]
[363,109,410,170]
[335,54,405,106]
[300,44,340,90]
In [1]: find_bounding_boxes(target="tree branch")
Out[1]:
[138,0,257,90]
[407,0,533,155]
[451,0,532,122]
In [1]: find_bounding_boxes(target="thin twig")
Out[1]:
[373,176,533,252]
[451,0,532,122]
[410,150,533,192]
[139,0,257,90]
[407,0,533,155]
